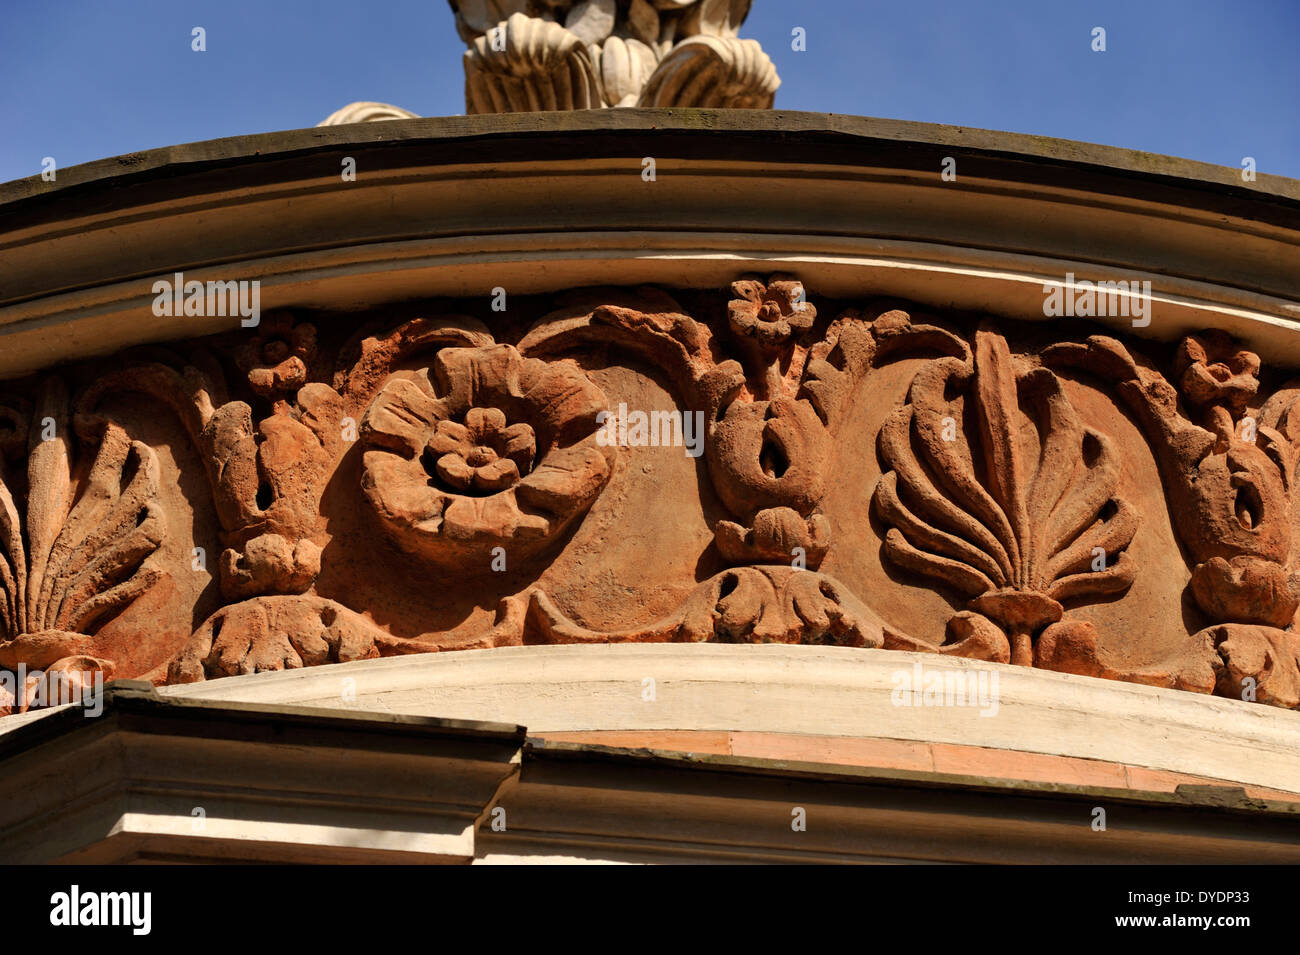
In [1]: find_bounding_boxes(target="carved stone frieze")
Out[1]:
[874,329,1138,665]
[1,277,1297,712]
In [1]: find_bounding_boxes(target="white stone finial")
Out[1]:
[450,0,778,113]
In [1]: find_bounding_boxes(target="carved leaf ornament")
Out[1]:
[874,330,1136,665]
[0,379,165,704]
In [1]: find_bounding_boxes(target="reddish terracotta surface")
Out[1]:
[1,278,1298,715]
[537,729,1300,800]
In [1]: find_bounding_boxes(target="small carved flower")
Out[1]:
[427,407,537,493]
[1174,332,1260,414]
[728,276,816,348]
[236,312,317,398]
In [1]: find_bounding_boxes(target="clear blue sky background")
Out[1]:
[1,0,1296,185]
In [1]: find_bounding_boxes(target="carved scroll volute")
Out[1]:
[875,329,1137,666]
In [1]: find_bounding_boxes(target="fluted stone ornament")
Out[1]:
[450,0,779,112]
[638,34,777,108]
[465,12,604,113]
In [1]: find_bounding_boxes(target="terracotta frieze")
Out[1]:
[1,278,1296,711]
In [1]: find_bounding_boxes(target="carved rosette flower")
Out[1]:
[360,344,613,569]
[235,311,317,400]
[873,330,1137,667]
[727,277,816,349]
[429,407,537,493]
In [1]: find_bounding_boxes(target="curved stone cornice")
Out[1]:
[1,110,1298,379]
[152,644,1300,795]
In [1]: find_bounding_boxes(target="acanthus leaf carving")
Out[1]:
[1210,623,1300,708]
[169,595,383,683]
[498,566,887,649]
[637,34,776,108]
[464,12,605,113]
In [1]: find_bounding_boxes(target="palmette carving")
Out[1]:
[3,279,1300,712]
[875,329,1137,668]
[0,379,167,711]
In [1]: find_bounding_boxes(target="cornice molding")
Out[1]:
[2,112,1298,377]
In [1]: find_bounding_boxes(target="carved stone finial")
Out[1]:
[316,3,779,124]
[451,0,779,112]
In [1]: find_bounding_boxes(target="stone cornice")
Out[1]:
[2,681,1298,863]
[1,111,1298,378]
[5,111,1300,206]
[151,644,1300,794]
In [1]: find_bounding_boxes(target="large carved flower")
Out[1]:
[728,276,816,347]
[360,344,612,568]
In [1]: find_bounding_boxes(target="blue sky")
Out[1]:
[1,0,1296,185]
